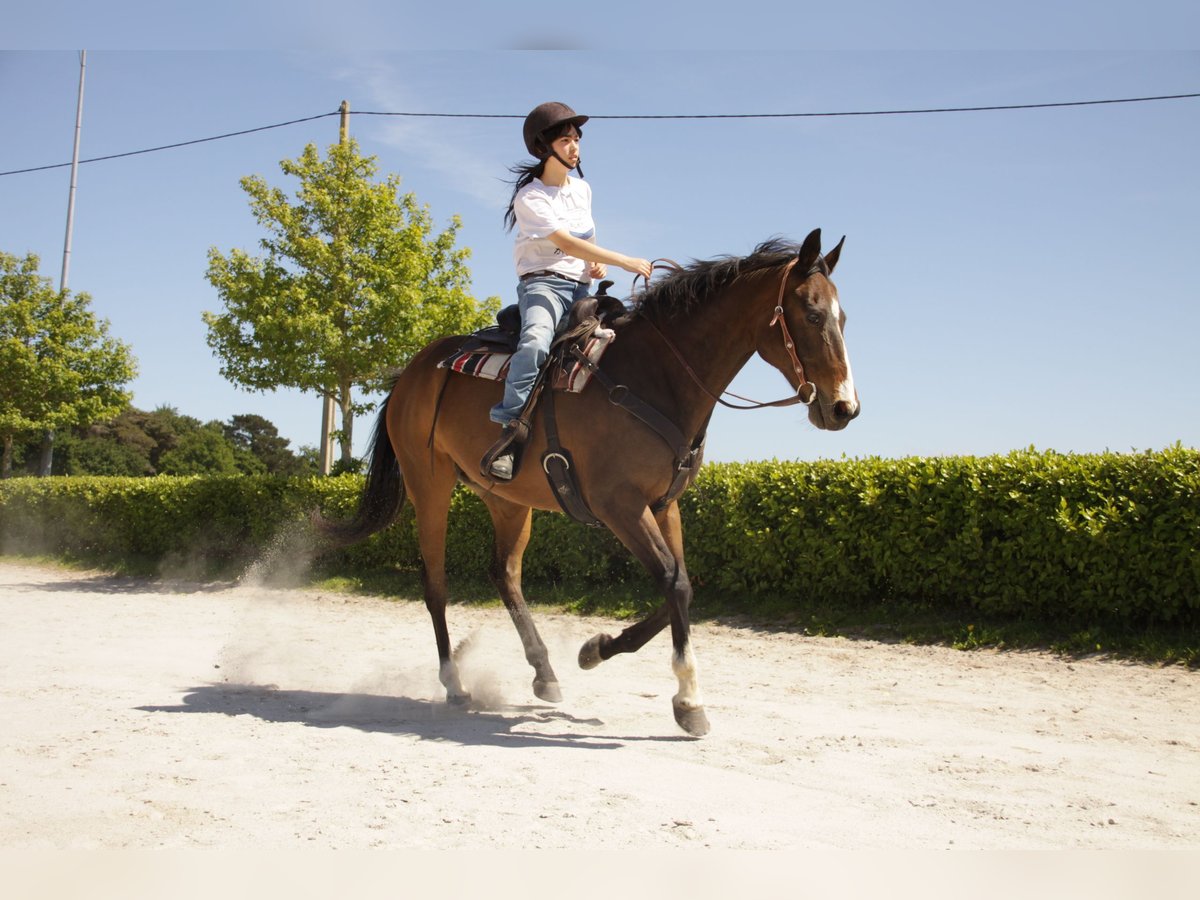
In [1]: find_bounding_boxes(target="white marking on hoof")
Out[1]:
[671,644,703,708]
[440,660,468,702]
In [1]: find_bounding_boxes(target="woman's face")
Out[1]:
[548,127,581,168]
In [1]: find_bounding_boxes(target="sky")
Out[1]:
[2,14,1198,465]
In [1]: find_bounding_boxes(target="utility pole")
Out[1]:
[62,50,86,293]
[41,49,87,477]
[318,99,350,475]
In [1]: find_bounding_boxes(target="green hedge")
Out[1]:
[1,446,1197,625]
[681,448,1200,624]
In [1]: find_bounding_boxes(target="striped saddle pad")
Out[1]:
[438,327,616,393]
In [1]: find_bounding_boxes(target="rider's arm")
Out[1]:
[547,230,651,278]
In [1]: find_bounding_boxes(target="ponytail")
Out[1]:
[503,160,545,233]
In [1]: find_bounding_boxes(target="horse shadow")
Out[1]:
[138,683,694,749]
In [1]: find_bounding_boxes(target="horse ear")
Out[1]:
[797,228,822,272]
[824,235,845,274]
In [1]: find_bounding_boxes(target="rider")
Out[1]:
[487,101,652,480]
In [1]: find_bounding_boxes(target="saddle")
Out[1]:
[467,284,628,492]
[440,283,704,526]
[440,285,627,385]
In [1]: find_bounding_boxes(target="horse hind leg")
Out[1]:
[482,495,561,702]
[408,460,470,705]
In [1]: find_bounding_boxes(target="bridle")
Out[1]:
[638,257,822,411]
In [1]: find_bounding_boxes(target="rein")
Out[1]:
[639,257,819,410]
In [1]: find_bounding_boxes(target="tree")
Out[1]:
[203,139,499,466]
[157,424,241,476]
[0,251,138,477]
[24,406,315,477]
[223,413,308,475]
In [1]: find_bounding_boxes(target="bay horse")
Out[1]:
[321,228,858,736]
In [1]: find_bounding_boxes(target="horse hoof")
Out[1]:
[672,698,710,737]
[447,691,472,707]
[533,679,562,703]
[578,634,607,670]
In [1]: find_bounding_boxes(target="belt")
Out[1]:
[519,269,589,286]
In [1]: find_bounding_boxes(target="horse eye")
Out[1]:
[806,312,822,326]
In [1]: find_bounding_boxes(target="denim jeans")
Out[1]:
[489,275,591,425]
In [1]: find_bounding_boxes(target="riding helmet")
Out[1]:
[523,101,589,158]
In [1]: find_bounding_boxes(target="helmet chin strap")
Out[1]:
[547,148,583,178]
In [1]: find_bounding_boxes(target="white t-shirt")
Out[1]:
[512,176,594,282]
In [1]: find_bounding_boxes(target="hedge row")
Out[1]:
[681,447,1200,625]
[1,447,1196,625]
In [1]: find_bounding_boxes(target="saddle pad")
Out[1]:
[438,328,615,394]
[441,347,511,381]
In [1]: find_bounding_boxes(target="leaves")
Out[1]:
[202,140,500,461]
[2,448,1196,628]
[680,448,1200,624]
[0,251,137,471]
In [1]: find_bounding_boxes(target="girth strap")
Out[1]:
[540,386,605,527]
[567,344,708,514]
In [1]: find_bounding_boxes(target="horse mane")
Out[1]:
[631,238,800,320]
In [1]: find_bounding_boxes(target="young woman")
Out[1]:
[487,101,652,480]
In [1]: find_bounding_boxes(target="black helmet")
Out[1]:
[523,101,589,158]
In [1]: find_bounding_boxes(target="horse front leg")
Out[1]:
[581,500,709,736]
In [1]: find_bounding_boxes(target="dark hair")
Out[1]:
[503,121,583,232]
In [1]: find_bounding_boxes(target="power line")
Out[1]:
[1,111,341,177]
[3,92,1198,178]
[355,92,1200,120]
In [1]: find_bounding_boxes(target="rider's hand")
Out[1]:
[589,262,608,280]
[623,257,653,279]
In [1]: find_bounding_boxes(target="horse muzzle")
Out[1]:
[808,396,860,431]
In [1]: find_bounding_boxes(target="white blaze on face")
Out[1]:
[829,295,858,410]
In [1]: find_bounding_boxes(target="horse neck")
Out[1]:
[678,268,780,382]
[637,268,780,423]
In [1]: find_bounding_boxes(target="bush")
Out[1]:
[1,446,1196,626]
[680,447,1200,625]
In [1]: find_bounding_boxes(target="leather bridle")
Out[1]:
[639,256,822,411]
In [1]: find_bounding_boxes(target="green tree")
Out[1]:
[157,423,240,476]
[203,139,499,466]
[0,251,137,477]
[24,406,312,477]
[223,413,308,475]
[142,406,204,472]
[56,432,153,477]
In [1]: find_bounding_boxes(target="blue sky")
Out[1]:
[2,38,1198,463]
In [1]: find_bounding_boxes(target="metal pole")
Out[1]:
[319,100,350,475]
[42,49,87,477]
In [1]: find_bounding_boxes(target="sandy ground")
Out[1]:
[1,559,1197,850]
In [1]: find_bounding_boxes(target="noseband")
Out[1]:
[643,256,823,411]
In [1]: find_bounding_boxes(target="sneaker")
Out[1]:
[490,453,514,481]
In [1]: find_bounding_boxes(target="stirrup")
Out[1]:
[489,453,514,481]
[480,419,529,481]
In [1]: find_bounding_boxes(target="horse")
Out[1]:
[320,228,858,736]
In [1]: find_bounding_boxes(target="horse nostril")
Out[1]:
[833,400,860,421]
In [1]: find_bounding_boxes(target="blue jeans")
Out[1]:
[489,275,591,425]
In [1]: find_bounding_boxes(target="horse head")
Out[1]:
[756,228,860,431]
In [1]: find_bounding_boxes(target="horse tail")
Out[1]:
[314,393,407,546]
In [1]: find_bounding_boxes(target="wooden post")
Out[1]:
[41,50,88,476]
[319,100,351,475]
